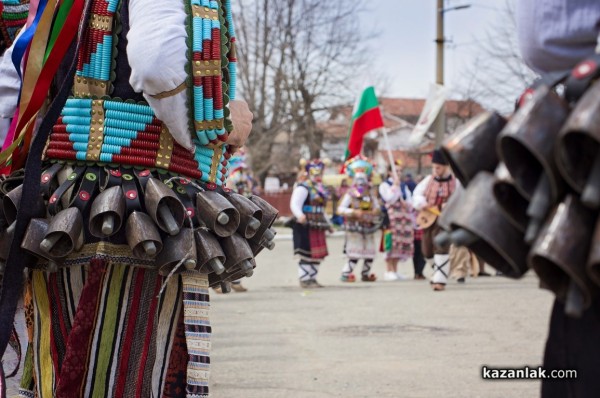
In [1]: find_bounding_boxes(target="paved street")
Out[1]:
[210,233,554,398]
[4,233,554,397]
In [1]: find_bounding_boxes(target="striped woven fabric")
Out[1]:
[0,0,29,52]
[182,271,211,398]
[19,243,206,398]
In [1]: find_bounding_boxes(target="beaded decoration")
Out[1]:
[0,0,29,51]
[45,0,237,186]
[73,0,120,97]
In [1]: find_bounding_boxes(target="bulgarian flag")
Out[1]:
[343,86,385,161]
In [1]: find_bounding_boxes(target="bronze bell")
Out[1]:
[89,186,126,238]
[498,85,570,243]
[556,80,600,209]
[40,207,84,258]
[194,228,226,275]
[226,192,264,239]
[125,211,163,259]
[155,227,197,276]
[220,233,254,274]
[442,111,507,186]
[144,178,186,236]
[586,216,600,287]
[2,184,23,225]
[529,195,597,318]
[196,190,240,237]
[21,218,62,272]
[492,163,529,232]
[248,195,279,253]
[449,172,530,278]
[0,222,15,273]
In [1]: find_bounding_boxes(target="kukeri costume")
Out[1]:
[338,156,380,282]
[379,176,414,263]
[290,159,330,288]
[0,1,277,397]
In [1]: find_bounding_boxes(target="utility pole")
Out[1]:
[434,0,445,147]
[434,1,471,147]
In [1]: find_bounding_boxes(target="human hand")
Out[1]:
[297,214,307,224]
[226,100,253,147]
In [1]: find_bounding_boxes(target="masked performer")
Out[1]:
[379,161,414,281]
[413,150,457,291]
[0,0,277,396]
[338,156,380,283]
[290,159,330,288]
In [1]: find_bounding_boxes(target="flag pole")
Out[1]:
[381,127,398,178]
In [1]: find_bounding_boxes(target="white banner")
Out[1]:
[409,83,449,145]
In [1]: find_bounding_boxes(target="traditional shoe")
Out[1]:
[231,282,248,292]
[432,283,445,291]
[457,277,466,283]
[212,286,223,294]
[309,279,324,288]
[340,274,356,282]
[300,280,313,288]
[383,271,399,281]
[361,273,377,282]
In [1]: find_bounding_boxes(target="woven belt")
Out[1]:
[44,98,231,185]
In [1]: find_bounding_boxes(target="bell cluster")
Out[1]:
[437,58,600,319]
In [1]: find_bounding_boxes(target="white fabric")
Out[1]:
[379,180,412,205]
[0,29,25,118]
[290,185,309,219]
[516,0,600,73]
[127,0,193,150]
[0,118,10,146]
[337,190,380,215]
[298,261,318,281]
[412,175,432,211]
[431,254,450,285]
[344,232,377,260]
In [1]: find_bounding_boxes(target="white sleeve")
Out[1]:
[0,29,25,119]
[127,0,192,151]
[337,194,353,215]
[379,182,401,203]
[404,186,413,207]
[412,175,431,210]
[290,186,309,219]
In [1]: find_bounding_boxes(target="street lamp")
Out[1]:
[434,1,471,146]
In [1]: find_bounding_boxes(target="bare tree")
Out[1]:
[455,0,536,114]
[235,0,373,183]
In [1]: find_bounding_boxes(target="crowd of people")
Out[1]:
[289,150,489,290]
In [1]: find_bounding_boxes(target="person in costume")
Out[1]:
[379,160,414,281]
[0,0,274,396]
[516,2,600,396]
[338,155,380,283]
[290,159,331,288]
[412,149,458,291]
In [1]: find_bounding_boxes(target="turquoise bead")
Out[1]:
[69,133,90,143]
[104,126,138,140]
[62,116,91,125]
[106,110,153,124]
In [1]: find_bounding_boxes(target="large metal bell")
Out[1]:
[226,192,263,239]
[556,80,600,208]
[125,211,163,260]
[220,233,254,275]
[196,190,240,237]
[449,172,530,278]
[492,163,529,232]
[155,228,197,276]
[194,228,227,275]
[529,195,597,318]
[21,218,62,271]
[442,111,507,186]
[144,178,186,236]
[40,207,84,258]
[89,186,126,238]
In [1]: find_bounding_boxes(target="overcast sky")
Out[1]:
[357,0,520,104]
